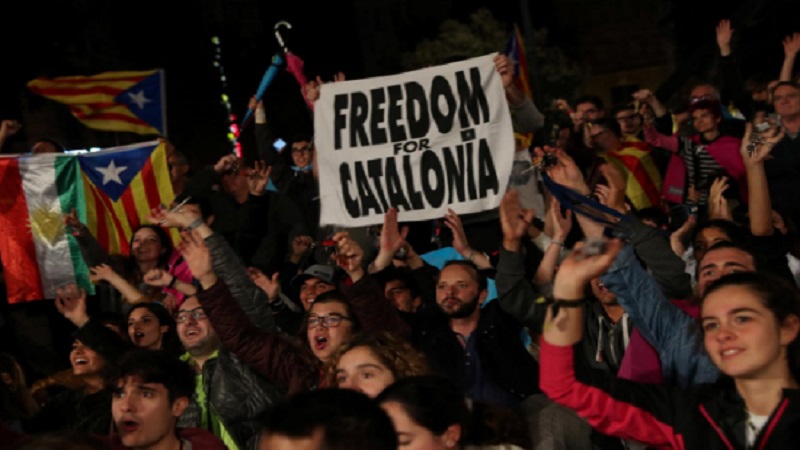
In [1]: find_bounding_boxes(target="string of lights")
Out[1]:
[210,35,242,156]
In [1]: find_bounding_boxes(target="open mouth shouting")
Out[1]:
[312,334,329,353]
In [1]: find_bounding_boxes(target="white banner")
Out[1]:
[314,53,514,227]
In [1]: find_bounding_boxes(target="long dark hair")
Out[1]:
[125,303,183,358]
[703,272,800,382]
[376,376,530,448]
[124,225,173,286]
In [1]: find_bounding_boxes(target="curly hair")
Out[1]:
[324,331,430,387]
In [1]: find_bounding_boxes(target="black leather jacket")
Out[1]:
[177,350,285,450]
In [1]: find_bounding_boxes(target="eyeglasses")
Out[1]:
[774,92,800,102]
[290,146,313,155]
[175,307,208,323]
[307,313,350,329]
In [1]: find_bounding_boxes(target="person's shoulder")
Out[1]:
[177,427,228,450]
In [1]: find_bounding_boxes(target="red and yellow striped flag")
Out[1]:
[27,70,166,135]
[79,141,177,254]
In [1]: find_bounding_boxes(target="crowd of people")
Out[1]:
[0,18,800,450]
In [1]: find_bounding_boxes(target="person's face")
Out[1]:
[113,376,187,449]
[436,265,485,319]
[702,285,799,380]
[31,141,60,154]
[221,169,248,195]
[590,278,617,305]
[259,429,324,450]
[615,110,642,135]
[167,155,189,182]
[131,228,164,263]
[692,227,731,263]
[381,401,457,450]
[176,297,219,357]
[576,102,602,121]
[690,85,717,102]
[697,248,756,296]
[70,340,104,375]
[299,278,335,311]
[385,280,418,313]
[773,85,800,118]
[589,124,614,150]
[291,141,313,168]
[128,308,168,350]
[307,301,353,362]
[556,127,571,149]
[334,346,396,398]
[691,109,720,134]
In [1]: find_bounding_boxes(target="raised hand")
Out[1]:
[248,267,281,301]
[500,190,535,251]
[554,239,623,298]
[493,53,514,89]
[143,268,173,287]
[707,177,732,221]
[146,204,200,229]
[178,229,215,286]
[0,120,22,140]
[247,160,272,196]
[213,154,239,174]
[443,208,471,255]
[741,122,785,166]
[55,284,89,327]
[552,99,572,112]
[598,163,627,215]
[536,147,591,195]
[715,19,734,56]
[783,32,800,57]
[332,231,364,277]
[63,208,86,236]
[89,264,119,283]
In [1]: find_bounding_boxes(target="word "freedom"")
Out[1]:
[333,67,490,150]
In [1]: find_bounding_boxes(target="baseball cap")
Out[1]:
[291,264,337,290]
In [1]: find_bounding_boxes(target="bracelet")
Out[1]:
[184,218,204,232]
[554,298,585,308]
[167,276,178,289]
[466,250,475,262]
[551,240,564,247]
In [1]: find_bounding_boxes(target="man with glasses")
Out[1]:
[763,81,800,229]
[174,295,285,450]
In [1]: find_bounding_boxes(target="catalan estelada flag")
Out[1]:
[602,144,663,211]
[0,141,175,303]
[27,70,166,135]
[504,24,532,100]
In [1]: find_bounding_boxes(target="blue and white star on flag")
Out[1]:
[96,160,128,185]
[127,90,152,110]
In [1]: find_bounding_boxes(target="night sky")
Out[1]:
[1,0,798,166]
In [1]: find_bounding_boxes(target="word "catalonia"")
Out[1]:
[333,67,490,150]
[339,138,499,218]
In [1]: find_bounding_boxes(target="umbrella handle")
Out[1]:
[274,21,292,53]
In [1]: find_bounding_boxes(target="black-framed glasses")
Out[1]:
[175,307,208,323]
[290,146,313,155]
[307,313,350,329]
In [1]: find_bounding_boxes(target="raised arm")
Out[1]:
[780,33,800,82]
[495,190,548,330]
[148,206,277,332]
[599,245,719,387]
[180,228,315,394]
[443,208,492,269]
[334,231,412,340]
[743,122,786,236]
